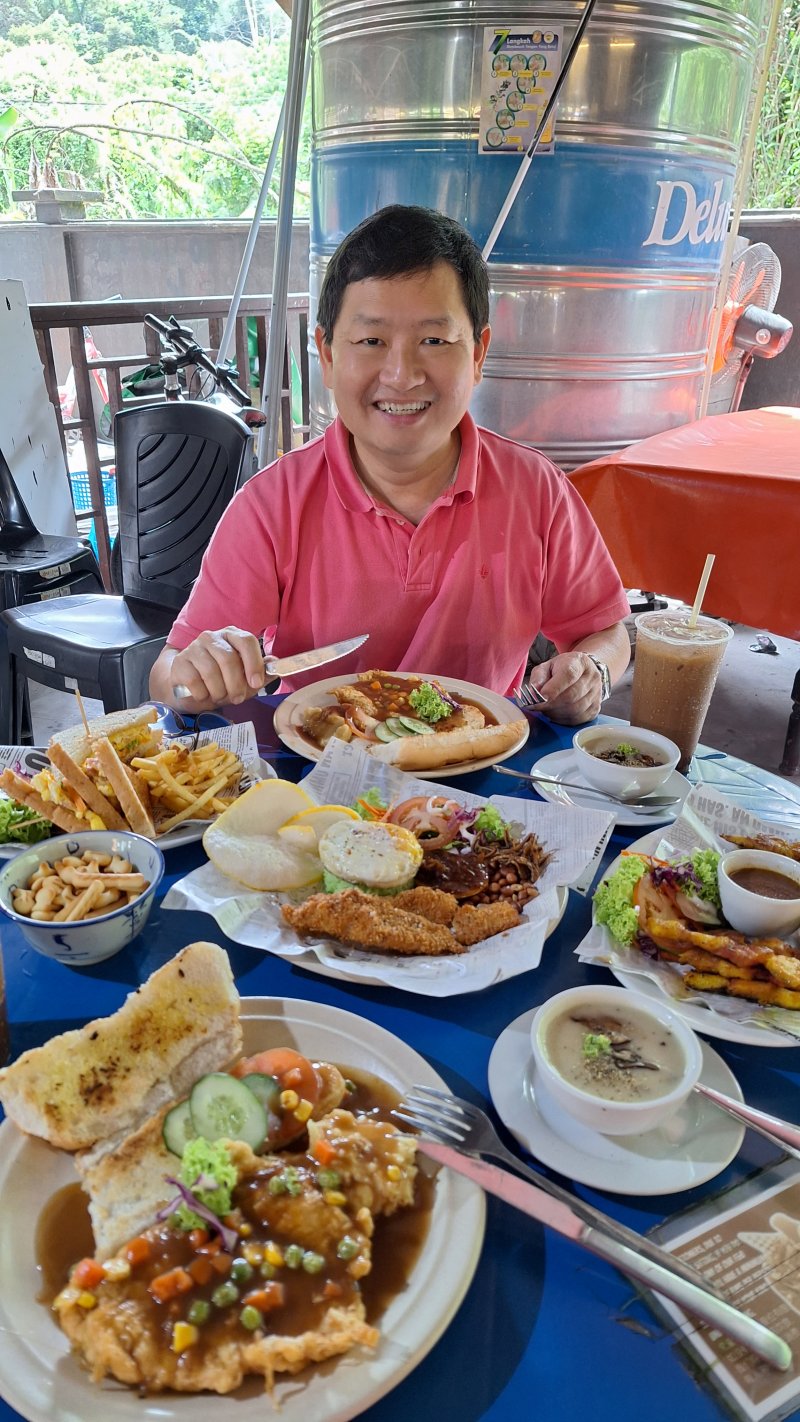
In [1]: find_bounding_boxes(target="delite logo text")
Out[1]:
[643,178,731,248]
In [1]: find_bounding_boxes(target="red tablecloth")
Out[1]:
[569,407,800,639]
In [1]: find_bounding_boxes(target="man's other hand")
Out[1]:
[528,651,604,725]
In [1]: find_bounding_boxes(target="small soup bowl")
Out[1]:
[530,984,703,1137]
[0,830,164,965]
[572,725,680,800]
[718,849,800,938]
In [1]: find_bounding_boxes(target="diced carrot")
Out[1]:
[312,1137,337,1166]
[323,1280,343,1300]
[211,1251,233,1274]
[188,1229,209,1250]
[243,1283,285,1312]
[72,1258,105,1290]
[196,1235,222,1256]
[124,1237,152,1268]
[148,1267,194,1303]
[188,1256,214,1286]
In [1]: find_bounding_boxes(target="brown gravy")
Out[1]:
[730,867,800,900]
[36,1066,433,1334]
[299,672,497,752]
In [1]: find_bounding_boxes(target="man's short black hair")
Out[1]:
[316,205,490,343]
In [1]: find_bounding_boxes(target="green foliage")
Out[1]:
[749,0,800,208]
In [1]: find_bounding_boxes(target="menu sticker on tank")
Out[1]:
[479,26,563,154]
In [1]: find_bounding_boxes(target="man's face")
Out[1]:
[315,262,490,480]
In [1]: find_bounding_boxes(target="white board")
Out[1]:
[0,279,77,537]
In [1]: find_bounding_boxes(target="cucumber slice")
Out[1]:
[241,1072,281,1113]
[397,716,430,735]
[374,722,399,742]
[163,1099,198,1156]
[384,716,416,737]
[189,1073,267,1149]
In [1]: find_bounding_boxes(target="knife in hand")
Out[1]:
[172,633,369,701]
[419,1139,792,1371]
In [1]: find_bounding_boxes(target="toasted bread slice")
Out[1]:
[92,737,156,838]
[75,1107,178,1258]
[46,740,127,831]
[0,767,80,835]
[0,942,242,1152]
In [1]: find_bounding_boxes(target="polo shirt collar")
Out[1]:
[325,412,479,513]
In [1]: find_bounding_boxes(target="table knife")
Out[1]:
[172,633,369,700]
[419,1139,792,1371]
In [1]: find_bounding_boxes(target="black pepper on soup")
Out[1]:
[588,741,665,769]
[544,1008,686,1103]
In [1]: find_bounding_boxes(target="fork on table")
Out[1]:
[393,1084,720,1297]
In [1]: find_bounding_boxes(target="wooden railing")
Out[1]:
[29,293,311,589]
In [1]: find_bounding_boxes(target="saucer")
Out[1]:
[488,1007,745,1195]
[528,749,690,827]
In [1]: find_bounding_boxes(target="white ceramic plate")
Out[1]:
[0,758,276,857]
[488,1007,744,1195]
[529,749,690,827]
[601,829,796,1048]
[273,673,529,779]
[0,996,484,1422]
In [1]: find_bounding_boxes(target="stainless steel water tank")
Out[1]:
[308,0,771,467]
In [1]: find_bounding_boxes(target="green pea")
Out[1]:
[302,1251,325,1274]
[337,1235,358,1261]
[317,1168,341,1190]
[259,1260,277,1280]
[211,1281,239,1308]
[231,1257,254,1282]
[187,1299,211,1326]
[284,1244,304,1269]
[240,1305,264,1331]
[268,1174,288,1195]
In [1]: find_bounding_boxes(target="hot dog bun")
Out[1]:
[367,717,528,771]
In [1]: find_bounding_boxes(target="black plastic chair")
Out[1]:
[0,401,252,742]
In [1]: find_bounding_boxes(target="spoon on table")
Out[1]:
[693,1083,800,1158]
[491,763,681,811]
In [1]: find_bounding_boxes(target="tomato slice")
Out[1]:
[633,874,683,931]
[232,1048,321,1147]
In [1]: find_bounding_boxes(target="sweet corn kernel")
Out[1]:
[238,1222,253,1238]
[102,1257,132,1281]
[171,1321,199,1354]
[77,1291,97,1310]
[386,1165,402,1182]
[324,1190,347,1207]
[263,1243,284,1268]
[243,1243,264,1267]
[293,1098,313,1123]
[52,1286,81,1312]
[280,1089,299,1111]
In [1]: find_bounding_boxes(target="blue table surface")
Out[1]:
[3,698,800,1422]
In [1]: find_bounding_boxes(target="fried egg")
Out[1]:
[318,820,423,890]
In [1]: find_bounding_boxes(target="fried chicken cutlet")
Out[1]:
[452,901,521,946]
[282,889,465,956]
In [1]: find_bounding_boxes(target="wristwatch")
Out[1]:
[586,654,611,702]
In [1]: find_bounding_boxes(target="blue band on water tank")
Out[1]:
[311,141,734,269]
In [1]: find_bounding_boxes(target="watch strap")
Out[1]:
[586,654,611,702]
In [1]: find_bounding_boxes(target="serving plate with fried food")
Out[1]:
[0,960,484,1422]
[591,829,800,1046]
[273,671,529,778]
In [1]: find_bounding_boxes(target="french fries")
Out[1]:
[11,852,150,923]
[131,743,244,833]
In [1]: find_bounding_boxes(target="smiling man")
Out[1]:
[150,205,630,723]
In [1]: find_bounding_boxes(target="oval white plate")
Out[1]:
[273,673,529,779]
[529,749,690,827]
[488,1006,744,1195]
[0,996,484,1422]
[0,758,276,857]
[601,829,797,1048]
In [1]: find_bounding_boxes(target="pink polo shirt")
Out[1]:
[168,414,629,694]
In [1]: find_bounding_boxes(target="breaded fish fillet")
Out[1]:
[392,885,458,924]
[282,889,464,955]
[452,901,521,946]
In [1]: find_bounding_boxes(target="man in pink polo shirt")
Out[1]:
[150,206,630,724]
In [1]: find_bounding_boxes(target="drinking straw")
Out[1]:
[688,554,715,627]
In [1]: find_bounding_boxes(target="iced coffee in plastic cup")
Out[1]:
[630,611,733,771]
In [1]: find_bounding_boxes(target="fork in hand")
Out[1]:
[393,1084,721,1297]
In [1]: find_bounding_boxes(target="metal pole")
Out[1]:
[217,92,288,368]
[257,0,311,468]
[482,0,598,262]
[696,0,784,421]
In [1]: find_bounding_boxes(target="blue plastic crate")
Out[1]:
[69,470,117,513]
